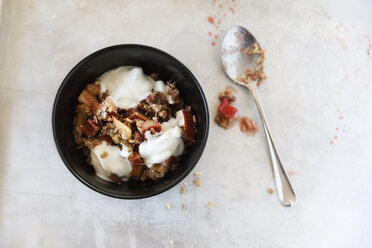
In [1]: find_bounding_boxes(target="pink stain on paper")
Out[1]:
[330,109,345,145]
[287,168,297,177]
[206,0,239,46]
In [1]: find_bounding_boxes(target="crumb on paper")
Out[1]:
[267,188,274,194]
[180,186,185,195]
[168,239,174,245]
[182,204,186,210]
[166,202,172,210]
[239,117,257,136]
[193,178,201,187]
[215,86,238,129]
[218,86,237,103]
[193,171,202,176]
[184,182,188,186]
[207,201,214,209]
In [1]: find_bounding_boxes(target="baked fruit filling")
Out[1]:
[73,66,196,183]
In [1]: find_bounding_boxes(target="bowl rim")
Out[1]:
[52,44,209,199]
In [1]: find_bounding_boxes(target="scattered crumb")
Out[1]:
[218,85,237,103]
[166,202,172,210]
[168,240,174,245]
[207,201,214,209]
[193,171,202,176]
[239,117,257,136]
[182,204,186,210]
[180,186,185,195]
[215,86,238,129]
[215,228,219,233]
[193,178,201,187]
[267,188,274,194]
[100,151,108,159]
[184,182,188,186]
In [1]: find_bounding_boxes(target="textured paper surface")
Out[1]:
[0,0,371,247]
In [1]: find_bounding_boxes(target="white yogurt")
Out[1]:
[139,118,184,166]
[99,66,171,109]
[90,141,132,181]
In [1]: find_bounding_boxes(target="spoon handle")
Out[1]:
[247,84,296,207]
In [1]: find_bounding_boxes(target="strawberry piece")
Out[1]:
[82,119,99,137]
[128,112,147,121]
[141,120,161,134]
[217,98,238,119]
[128,152,143,168]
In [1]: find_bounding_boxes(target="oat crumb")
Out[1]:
[184,182,188,186]
[207,201,214,209]
[100,151,108,159]
[180,186,185,195]
[193,171,202,176]
[267,188,274,194]
[166,202,172,210]
[193,178,201,187]
[182,203,186,210]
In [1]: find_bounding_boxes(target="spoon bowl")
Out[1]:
[221,25,261,84]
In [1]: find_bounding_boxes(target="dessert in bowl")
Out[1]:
[52,44,209,199]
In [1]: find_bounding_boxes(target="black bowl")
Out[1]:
[52,44,209,199]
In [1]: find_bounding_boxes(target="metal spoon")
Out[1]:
[221,25,296,207]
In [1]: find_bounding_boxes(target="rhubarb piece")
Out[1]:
[130,165,144,178]
[164,156,175,166]
[177,110,195,141]
[128,111,147,121]
[217,98,238,119]
[109,173,121,184]
[141,120,162,134]
[98,135,114,145]
[82,119,99,137]
[128,152,143,167]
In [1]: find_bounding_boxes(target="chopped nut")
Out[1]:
[182,204,186,210]
[100,151,108,159]
[166,202,172,210]
[180,186,185,195]
[267,188,274,194]
[193,171,202,176]
[193,178,201,187]
[207,201,214,209]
